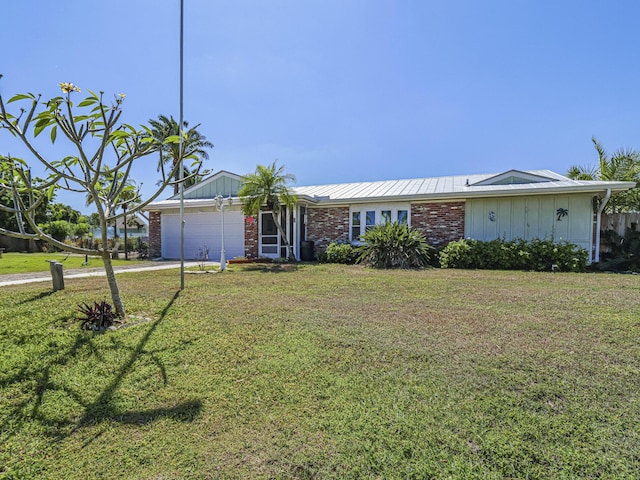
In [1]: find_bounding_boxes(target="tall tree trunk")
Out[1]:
[101,227,125,317]
[124,209,128,260]
[173,158,180,195]
[271,211,295,260]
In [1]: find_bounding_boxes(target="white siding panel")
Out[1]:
[162,210,245,260]
[536,197,556,240]
[496,199,510,238]
[510,198,527,240]
[568,195,593,250]
[465,194,593,250]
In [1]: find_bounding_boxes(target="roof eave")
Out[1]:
[145,197,238,211]
[302,183,637,205]
[145,182,636,210]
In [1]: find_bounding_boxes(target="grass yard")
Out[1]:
[0,252,147,275]
[0,264,638,479]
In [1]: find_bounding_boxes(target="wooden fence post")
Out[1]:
[48,260,65,291]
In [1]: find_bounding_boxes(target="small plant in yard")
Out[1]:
[196,245,210,271]
[271,256,289,264]
[137,240,149,259]
[357,222,432,268]
[318,241,358,264]
[77,301,119,330]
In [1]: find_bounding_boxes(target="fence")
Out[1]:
[601,213,640,236]
[0,235,39,253]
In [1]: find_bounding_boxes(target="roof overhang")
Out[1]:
[292,181,636,206]
[145,197,239,211]
[145,167,636,211]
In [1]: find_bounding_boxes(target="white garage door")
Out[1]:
[162,211,245,260]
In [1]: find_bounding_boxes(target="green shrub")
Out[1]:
[138,240,149,259]
[73,222,91,237]
[41,220,72,242]
[318,242,358,264]
[598,228,640,272]
[438,238,472,269]
[440,237,587,272]
[356,222,432,269]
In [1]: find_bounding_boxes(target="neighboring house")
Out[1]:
[115,212,149,239]
[92,212,149,240]
[145,169,635,263]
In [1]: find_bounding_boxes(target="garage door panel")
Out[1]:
[162,212,244,260]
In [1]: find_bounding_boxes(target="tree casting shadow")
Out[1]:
[1,290,203,443]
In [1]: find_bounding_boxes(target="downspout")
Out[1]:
[594,188,611,263]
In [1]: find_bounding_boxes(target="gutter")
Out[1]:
[593,188,611,263]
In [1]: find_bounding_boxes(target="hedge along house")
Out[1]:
[145,169,635,264]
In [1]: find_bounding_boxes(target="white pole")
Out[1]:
[179,0,185,289]
[220,201,226,271]
[594,188,611,263]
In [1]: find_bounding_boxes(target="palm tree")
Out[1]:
[148,115,213,195]
[238,161,297,260]
[567,137,640,212]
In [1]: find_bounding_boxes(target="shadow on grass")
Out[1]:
[14,290,55,305]
[0,329,98,438]
[75,290,203,430]
[243,263,299,274]
[103,399,203,425]
[0,290,202,441]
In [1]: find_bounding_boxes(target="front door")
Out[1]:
[259,208,294,258]
[260,212,279,258]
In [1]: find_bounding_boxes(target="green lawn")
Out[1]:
[0,252,147,275]
[1,265,638,479]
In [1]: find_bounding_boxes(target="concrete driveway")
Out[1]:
[0,261,219,287]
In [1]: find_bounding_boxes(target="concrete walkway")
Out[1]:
[0,261,219,287]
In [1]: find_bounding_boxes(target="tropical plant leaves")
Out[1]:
[7,93,35,103]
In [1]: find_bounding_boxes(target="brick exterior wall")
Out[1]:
[303,202,465,252]
[148,211,162,258]
[244,216,259,259]
[411,201,465,246]
[306,206,350,252]
[149,201,465,261]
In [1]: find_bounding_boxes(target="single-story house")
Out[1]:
[92,212,149,240]
[145,169,635,263]
[114,212,149,239]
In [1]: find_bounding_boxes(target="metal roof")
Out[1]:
[291,170,635,204]
[145,169,636,210]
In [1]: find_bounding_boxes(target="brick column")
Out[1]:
[244,216,259,259]
[148,211,162,258]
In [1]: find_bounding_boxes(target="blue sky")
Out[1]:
[1,0,639,213]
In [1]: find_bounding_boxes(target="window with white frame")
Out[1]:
[365,211,376,231]
[351,211,361,239]
[350,205,411,241]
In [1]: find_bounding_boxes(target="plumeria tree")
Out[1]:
[0,82,204,317]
